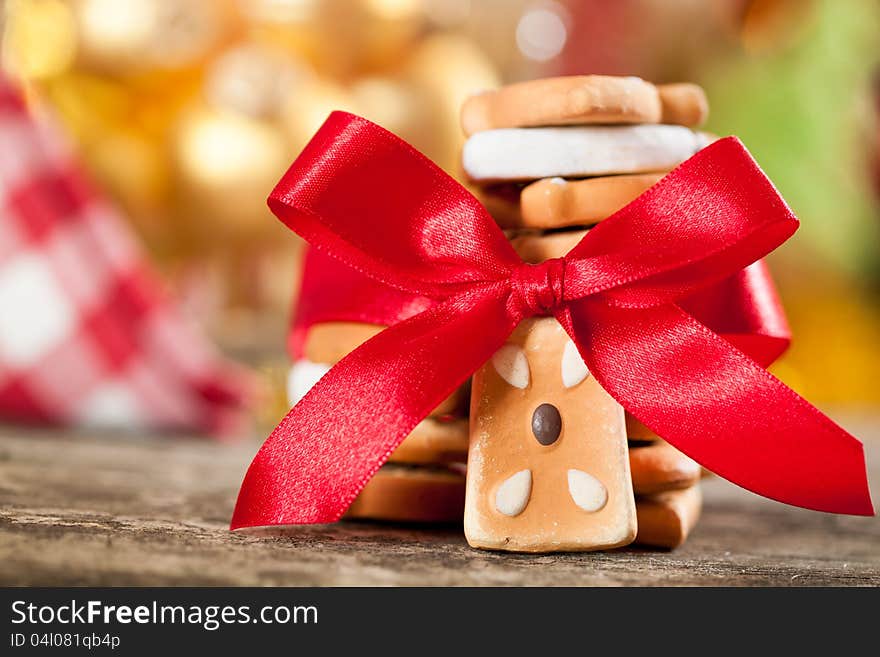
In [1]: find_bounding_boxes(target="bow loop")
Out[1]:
[268,112,521,299]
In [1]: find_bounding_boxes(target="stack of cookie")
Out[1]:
[288,321,469,523]
[460,76,710,551]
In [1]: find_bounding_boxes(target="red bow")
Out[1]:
[289,249,791,370]
[231,112,873,529]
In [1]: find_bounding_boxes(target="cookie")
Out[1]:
[287,358,331,407]
[659,83,709,127]
[464,316,637,552]
[388,417,469,465]
[507,229,586,264]
[626,413,661,442]
[301,322,467,416]
[460,76,708,135]
[630,441,701,495]
[480,173,667,230]
[344,463,466,524]
[462,125,710,183]
[303,321,384,364]
[633,486,702,549]
[461,76,661,135]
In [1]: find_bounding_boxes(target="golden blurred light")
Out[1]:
[406,33,500,170]
[177,108,285,188]
[282,78,357,150]
[78,0,155,60]
[516,2,569,62]
[41,73,130,143]
[87,128,168,224]
[76,0,229,72]
[364,0,421,20]
[205,44,310,119]
[238,0,318,24]
[350,76,421,141]
[1,0,77,79]
[422,0,471,27]
[173,103,292,241]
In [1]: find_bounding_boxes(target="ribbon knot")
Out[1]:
[510,257,566,316]
[230,111,873,530]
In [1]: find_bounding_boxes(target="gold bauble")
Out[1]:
[349,76,425,145]
[73,0,236,74]
[205,43,312,120]
[281,77,358,152]
[303,0,424,79]
[172,103,291,242]
[405,33,500,173]
[86,127,168,226]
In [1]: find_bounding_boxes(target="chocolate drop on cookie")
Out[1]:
[532,403,562,445]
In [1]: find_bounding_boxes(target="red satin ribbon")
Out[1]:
[232,112,873,528]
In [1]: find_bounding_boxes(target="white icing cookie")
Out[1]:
[462,125,711,183]
[287,359,331,406]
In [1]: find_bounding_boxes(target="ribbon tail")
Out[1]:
[232,284,515,528]
[566,300,874,516]
[682,260,791,368]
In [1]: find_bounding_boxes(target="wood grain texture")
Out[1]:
[1,415,878,586]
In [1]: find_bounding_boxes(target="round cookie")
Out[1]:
[508,229,586,264]
[630,442,701,495]
[634,485,702,549]
[303,321,384,364]
[659,83,709,127]
[460,76,708,135]
[480,173,667,229]
[461,75,662,136]
[388,417,469,465]
[344,463,466,523]
[462,125,711,183]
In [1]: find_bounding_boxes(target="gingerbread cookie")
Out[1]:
[388,417,469,464]
[633,486,702,549]
[344,463,466,524]
[630,442,701,495]
[462,125,711,183]
[460,76,708,135]
[480,173,667,230]
[464,317,637,552]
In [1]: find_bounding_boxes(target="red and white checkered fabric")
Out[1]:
[0,74,253,436]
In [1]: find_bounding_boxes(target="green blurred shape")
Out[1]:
[704,0,880,280]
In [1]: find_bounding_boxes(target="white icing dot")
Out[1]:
[561,339,590,388]
[491,344,530,389]
[567,469,607,512]
[495,469,532,517]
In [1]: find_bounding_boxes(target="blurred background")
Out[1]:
[1,0,878,433]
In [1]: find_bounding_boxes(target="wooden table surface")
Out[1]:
[1,414,878,586]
